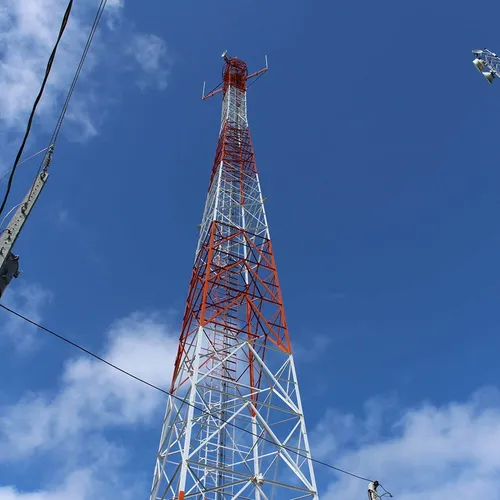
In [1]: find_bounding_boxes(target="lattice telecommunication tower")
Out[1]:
[149,53,319,500]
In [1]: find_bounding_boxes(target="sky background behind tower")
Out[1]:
[0,0,500,498]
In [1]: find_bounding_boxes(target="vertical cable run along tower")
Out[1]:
[149,54,319,500]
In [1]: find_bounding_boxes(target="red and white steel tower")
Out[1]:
[149,54,319,500]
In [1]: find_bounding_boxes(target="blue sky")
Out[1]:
[1,0,500,498]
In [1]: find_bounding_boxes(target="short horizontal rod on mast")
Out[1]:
[247,55,269,80]
[202,82,223,100]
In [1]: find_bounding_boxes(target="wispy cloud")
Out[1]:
[2,294,499,500]
[57,208,70,224]
[0,465,139,500]
[54,207,103,265]
[0,309,178,498]
[0,282,53,350]
[312,388,500,500]
[0,0,171,168]
[127,34,171,91]
[294,333,333,363]
[0,311,177,462]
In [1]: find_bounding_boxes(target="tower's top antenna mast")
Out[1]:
[202,51,268,100]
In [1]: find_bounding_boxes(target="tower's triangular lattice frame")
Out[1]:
[150,56,319,500]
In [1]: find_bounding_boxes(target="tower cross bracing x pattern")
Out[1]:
[149,55,319,500]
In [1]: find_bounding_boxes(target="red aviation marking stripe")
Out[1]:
[246,298,258,411]
[208,123,227,190]
[204,292,243,325]
[243,261,281,305]
[243,233,273,270]
[178,492,185,500]
[247,299,290,354]
[266,240,292,353]
[212,226,244,251]
[170,243,208,389]
[200,223,217,326]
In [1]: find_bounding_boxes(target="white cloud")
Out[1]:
[0,0,170,165]
[2,299,500,500]
[0,0,98,131]
[0,311,178,461]
[57,209,69,224]
[0,464,139,500]
[0,282,53,350]
[294,333,332,362]
[53,207,103,265]
[127,34,171,90]
[0,470,92,500]
[313,387,500,500]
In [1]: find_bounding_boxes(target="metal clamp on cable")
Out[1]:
[43,144,55,170]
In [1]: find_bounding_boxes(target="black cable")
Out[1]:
[0,0,74,219]
[50,0,108,147]
[0,302,392,493]
[247,72,264,88]
[0,303,167,395]
[0,147,50,185]
[380,484,393,497]
[27,0,109,204]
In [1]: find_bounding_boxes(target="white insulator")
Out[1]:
[43,144,55,168]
